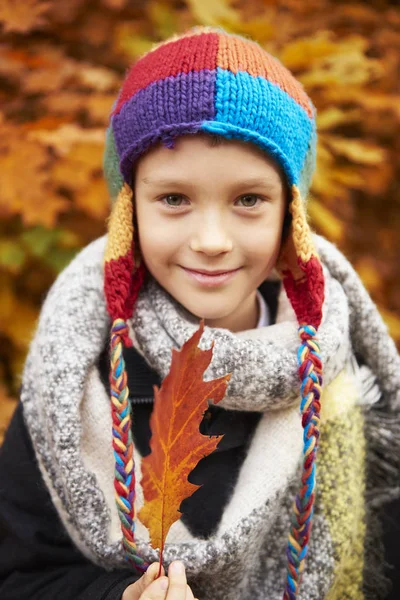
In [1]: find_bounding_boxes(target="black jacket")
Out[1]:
[0,280,399,599]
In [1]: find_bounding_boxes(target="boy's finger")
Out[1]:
[166,561,187,598]
[139,576,169,600]
[131,563,165,600]
[145,562,166,584]
[185,583,195,600]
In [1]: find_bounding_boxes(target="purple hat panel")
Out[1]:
[112,69,217,185]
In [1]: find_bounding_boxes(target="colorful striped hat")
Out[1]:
[103,25,325,599]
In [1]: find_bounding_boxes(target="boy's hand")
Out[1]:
[122,562,165,600]
[122,561,197,600]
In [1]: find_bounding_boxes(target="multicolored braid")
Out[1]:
[281,187,324,598]
[104,184,147,569]
[102,26,326,596]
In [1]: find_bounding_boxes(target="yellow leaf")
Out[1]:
[0,382,17,445]
[28,124,105,157]
[316,140,335,165]
[322,135,387,165]
[0,0,50,34]
[0,239,26,274]
[328,165,366,189]
[0,284,15,326]
[81,94,116,124]
[355,257,382,295]
[356,163,393,196]
[22,48,76,94]
[74,177,109,220]
[281,31,339,70]
[322,86,368,105]
[0,127,70,227]
[57,229,82,249]
[311,171,347,200]
[311,146,353,200]
[43,92,92,118]
[186,0,240,27]
[52,140,104,190]
[357,93,400,120]
[317,107,362,131]
[102,0,129,8]
[115,24,155,59]
[148,0,183,40]
[336,4,377,25]
[231,19,275,44]
[22,115,72,131]
[76,65,119,92]
[308,197,344,243]
[298,40,383,88]
[2,297,38,351]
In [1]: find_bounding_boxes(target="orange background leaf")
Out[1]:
[138,320,231,561]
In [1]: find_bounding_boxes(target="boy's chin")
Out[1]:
[179,302,236,324]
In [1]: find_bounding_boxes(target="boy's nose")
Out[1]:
[189,219,233,255]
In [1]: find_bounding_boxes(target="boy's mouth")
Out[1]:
[181,267,241,275]
[179,266,242,287]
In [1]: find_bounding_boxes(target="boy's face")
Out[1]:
[133,134,287,332]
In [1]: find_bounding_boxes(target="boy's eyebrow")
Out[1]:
[141,176,278,189]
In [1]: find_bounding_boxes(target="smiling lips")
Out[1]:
[180,266,242,287]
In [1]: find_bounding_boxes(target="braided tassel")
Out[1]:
[110,317,148,571]
[104,183,149,570]
[278,184,325,597]
[283,325,322,599]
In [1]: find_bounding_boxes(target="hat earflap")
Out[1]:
[277,185,325,599]
[104,183,148,571]
[277,184,324,329]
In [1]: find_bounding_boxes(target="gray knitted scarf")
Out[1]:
[20,233,400,599]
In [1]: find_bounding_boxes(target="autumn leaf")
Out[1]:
[74,176,110,221]
[280,31,339,70]
[0,285,38,351]
[322,134,387,165]
[101,0,129,9]
[51,138,105,192]
[316,107,362,131]
[0,238,27,274]
[0,382,17,445]
[115,24,155,59]
[0,125,70,227]
[138,320,231,569]
[307,197,344,243]
[27,124,105,157]
[187,0,240,27]
[0,0,50,34]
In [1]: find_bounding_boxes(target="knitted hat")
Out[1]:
[103,25,324,599]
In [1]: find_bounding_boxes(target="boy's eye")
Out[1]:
[162,194,186,207]
[160,194,265,209]
[238,194,263,208]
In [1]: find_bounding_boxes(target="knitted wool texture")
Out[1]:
[102,26,324,597]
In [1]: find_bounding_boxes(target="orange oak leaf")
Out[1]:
[138,319,231,569]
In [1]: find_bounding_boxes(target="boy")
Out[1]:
[1,25,399,600]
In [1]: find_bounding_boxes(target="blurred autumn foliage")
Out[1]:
[0,0,399,442]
